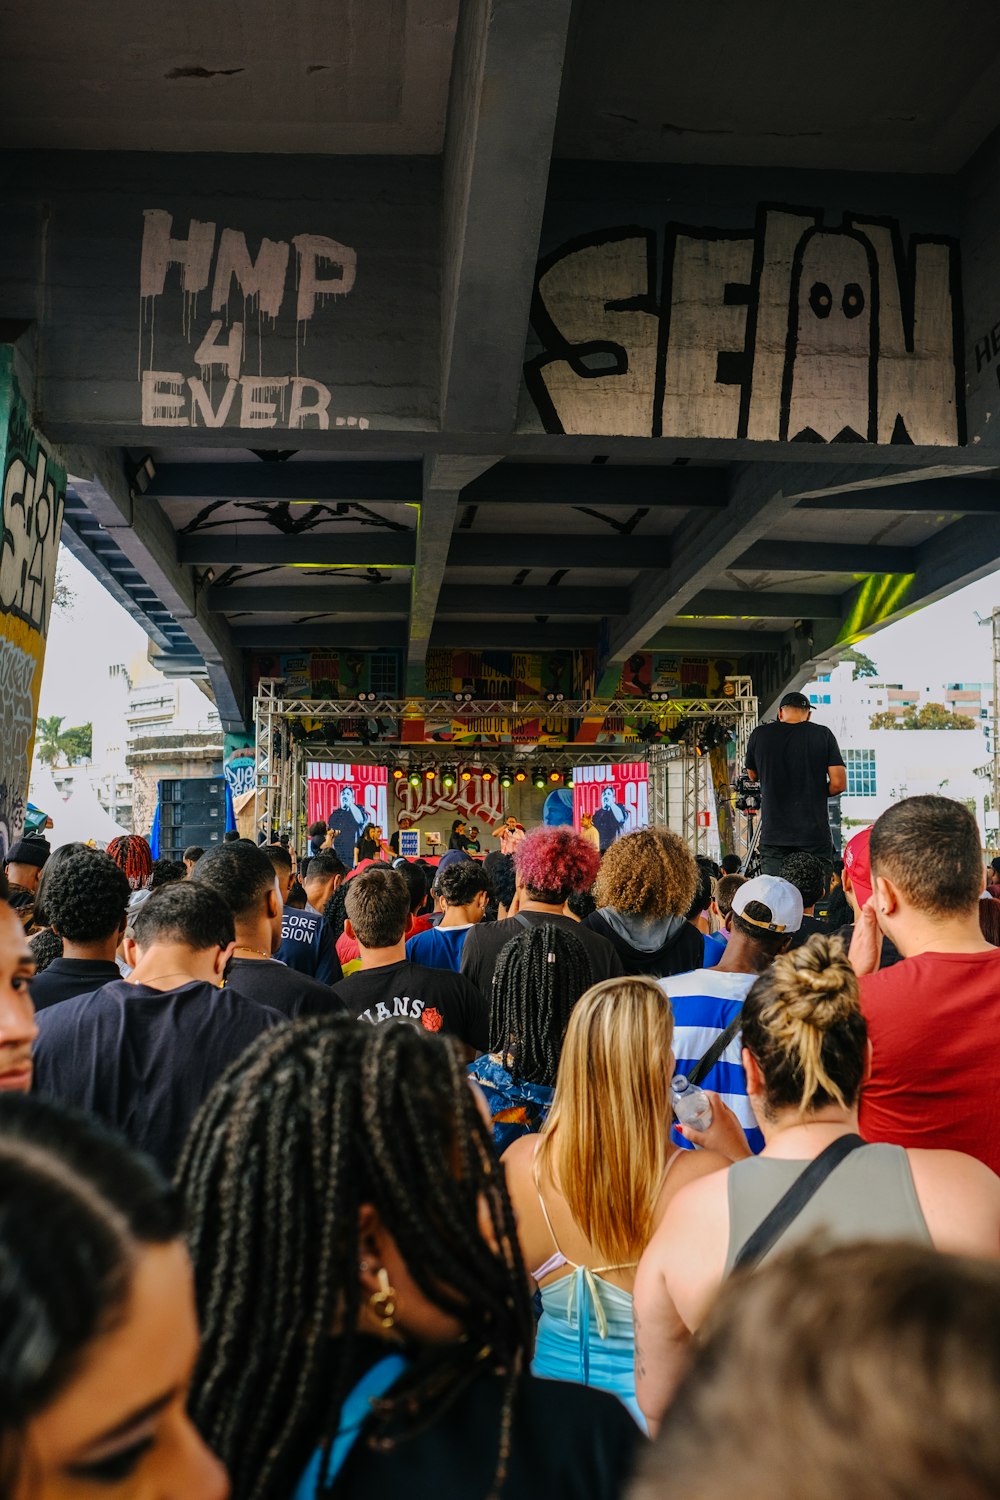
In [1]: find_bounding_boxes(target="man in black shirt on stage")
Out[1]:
[744,691,846,879]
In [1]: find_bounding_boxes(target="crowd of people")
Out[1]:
[2,774,1000,1498]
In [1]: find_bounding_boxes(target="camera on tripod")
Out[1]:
[733,772,762,814]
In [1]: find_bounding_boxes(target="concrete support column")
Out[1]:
[0,346,65,855]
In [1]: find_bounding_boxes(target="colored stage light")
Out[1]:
[548,770,561,783]
[425,767,436,780]
[514,768,527,783]
[534,771,547,789]
[481,768,495,783]
[442,767,456,788]
[409,771,422,786]
[392,767,404,780]
[499,768,513,789]
[460,768,472,782]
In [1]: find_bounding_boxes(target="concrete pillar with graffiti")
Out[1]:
[0,349,66,855]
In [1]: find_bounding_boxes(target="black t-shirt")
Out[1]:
[321,1353,640,1499]
[327,806,368,866]
[29,957,123,1012]
[460,912,624,1003]
[32,979,285,1174]
[787,913,831,951]
[330,959,487,1051]
[225,957,348,1021]
[744,720,845,846]
[582,911,704,978]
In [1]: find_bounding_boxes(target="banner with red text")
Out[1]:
[573,763,649,853]
[307,764,388,865]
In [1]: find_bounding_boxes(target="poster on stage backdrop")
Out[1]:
[573,764,649,852]
[307,764,388,866]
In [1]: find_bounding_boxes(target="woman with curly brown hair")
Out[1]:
[581,829,703,978]
[632,932,1000,1431]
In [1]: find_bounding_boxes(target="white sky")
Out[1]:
[37,543,1000,730]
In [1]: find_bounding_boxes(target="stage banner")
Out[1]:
[392,773,503,828]
[573,763,649,852]
[307,764,388,866]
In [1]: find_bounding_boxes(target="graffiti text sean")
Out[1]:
[525,206,963,446]
[138,210,364,430]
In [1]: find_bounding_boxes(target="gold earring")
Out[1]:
[369,1267,397,1330]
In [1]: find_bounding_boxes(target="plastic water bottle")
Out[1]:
[671,1074,713,1132]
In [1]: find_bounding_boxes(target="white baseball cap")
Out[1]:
[731,875,803,934]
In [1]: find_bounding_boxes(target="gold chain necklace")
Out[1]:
[232,944,272,961]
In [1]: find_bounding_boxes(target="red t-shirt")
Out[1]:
[859,948,1000,1175]
[336,913,434,969]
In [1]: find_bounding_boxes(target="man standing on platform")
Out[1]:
[743,691,846,878]
[492,814,525,856]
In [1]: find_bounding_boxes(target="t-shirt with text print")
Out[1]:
[329,959,487,1052]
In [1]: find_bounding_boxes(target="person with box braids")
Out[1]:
[177,1016,639,1500]
[469,922,594,1150]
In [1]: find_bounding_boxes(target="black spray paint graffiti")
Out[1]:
[138,209,364,430]
[525,206,964,445]
[1,398,65,635]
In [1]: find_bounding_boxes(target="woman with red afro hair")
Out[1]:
[514,826,601,905]
[460,826,622,998]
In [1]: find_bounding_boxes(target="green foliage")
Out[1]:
[841,648,879,680]
[35,715,93,766]
[869,703,976,732]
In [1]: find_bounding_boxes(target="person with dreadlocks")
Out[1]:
[106,833,154,893]
[503,978,728,1428]
[468,922,594,1150]
[178,1017,639,1500]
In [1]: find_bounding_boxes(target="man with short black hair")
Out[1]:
[780,850,830,949]
[851,795,1000,1174]
[406,862,493,972]
[265,843,343,986]
[28,847,130,1010]
[182,844,205,875]
[330,866,486,1047]
[194,841,344,1019]
[744,691,846,877]
[662,874,802,1153]
[4,836,50,928]
[302,849,346,916]
[32,882,283,1173]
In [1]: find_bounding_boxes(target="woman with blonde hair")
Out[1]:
[581,829,703,978]
[503,977,728,1426]
[633,932,1000,1432]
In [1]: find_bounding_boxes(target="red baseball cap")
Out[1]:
[843,826,874,908]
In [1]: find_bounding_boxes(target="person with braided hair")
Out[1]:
[468,922,594,1149]
[106,833,154,893]
[504,979,729,1427]
[633,931,1000,1433]
[177,1017,639,1500]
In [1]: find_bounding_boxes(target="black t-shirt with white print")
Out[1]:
[329,960,487,1052]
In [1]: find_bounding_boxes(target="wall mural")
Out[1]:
[525,208,963,445]
[0,353,66,856]
[138,209,364,430]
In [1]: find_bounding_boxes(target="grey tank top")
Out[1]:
[724,1143,932,1275]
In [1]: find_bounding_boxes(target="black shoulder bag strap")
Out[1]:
[731,1134,868,1273]
[688,1008,744,1089]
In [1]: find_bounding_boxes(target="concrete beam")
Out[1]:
[178,533,416,567]
[606,462,893,664]
[796,476,1000,513]
[440,0,573,431]
[147,461,423,503]
[681,590,843,620]
[438,585,629,615]
[447,534,672,568]
[462,463,730,508]
[205,584,411,615]
[56,445,246,726]
[734,541,918,573]
[645,628,784,654]
[408,455,501,690]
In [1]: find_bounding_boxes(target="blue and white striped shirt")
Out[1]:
[658,968,764,1154]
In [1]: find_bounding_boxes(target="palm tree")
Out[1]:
[36,715,71,768]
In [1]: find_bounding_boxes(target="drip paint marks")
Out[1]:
[0,353,65,855]
[138,209,367,430]
[525,207,963,446]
